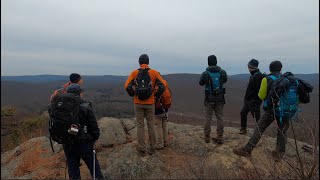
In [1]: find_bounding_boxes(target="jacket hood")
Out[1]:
[206,66,221,72]
[139,64,150,69]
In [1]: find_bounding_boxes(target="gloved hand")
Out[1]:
[93,141,97,150]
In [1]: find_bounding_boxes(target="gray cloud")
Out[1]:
[1,0,319,76]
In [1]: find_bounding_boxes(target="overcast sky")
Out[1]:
[1,0,319,76]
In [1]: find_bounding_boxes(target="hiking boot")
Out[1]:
[239,128,247,135]
[212,137,223,144]
[205,135,210,143]
[148,148,156,155]
[271,150,284,162]
[136,146,147,156]
[233,147,251,157]
[212,134,223,144]
[163,141,168,147]
[137,150,146,156]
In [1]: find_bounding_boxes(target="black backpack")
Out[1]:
[48,93,81,146]
[135,68,153,100]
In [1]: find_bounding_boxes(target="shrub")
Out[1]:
[22,115,47,131]
[1,106,16,117]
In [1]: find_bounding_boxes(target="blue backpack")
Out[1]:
[267,73,300,123]
[205,71,223,95]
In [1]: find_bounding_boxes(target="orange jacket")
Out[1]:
[155,78,172,110]
[49,82,73,102]
[124,64,166,105]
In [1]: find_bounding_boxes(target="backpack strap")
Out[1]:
[268,75,278,81]
[62,82,72,93]
[263,74,281,108]
[136,68,150,81]
[206,70,221,82]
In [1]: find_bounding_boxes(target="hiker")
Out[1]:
[233,60,313,162]
[239,59,265,134]
[50,73,84,102]
[124,54,166,156]
[199,55,227,144]
[48,84,104,179]
[154,74,172,150]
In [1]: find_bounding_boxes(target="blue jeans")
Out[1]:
[63,142,104,179]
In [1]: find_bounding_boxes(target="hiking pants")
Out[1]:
[204,103,224,136]
[240,100,261,129]
[63,142,103,180]
[155,113,168,148]
[134,104,157,151]
[244,109,290,153]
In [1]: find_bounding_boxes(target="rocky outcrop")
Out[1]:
[1,117,319,179]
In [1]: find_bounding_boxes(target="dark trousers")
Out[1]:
[63,142,103,179]
[240,100,261,128]
[244,109,290,153]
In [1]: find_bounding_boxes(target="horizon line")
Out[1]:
[1,72,320,77]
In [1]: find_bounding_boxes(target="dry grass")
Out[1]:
[1,114,48,152]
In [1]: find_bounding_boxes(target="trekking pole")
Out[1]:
[93,149,96,180]
[65,159,68,179]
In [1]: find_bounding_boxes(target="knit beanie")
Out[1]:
[69,73,81,83]
[248,59,259,69]
[139,54,149,65]
[66,83,83,94]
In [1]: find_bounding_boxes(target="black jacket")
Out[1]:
[244,69,265,101]
[199,66,227,103]
[77,97,100,143]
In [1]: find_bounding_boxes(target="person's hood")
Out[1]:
[206,66,221,73]
[250,69,260,75]
[140,64,150,69]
